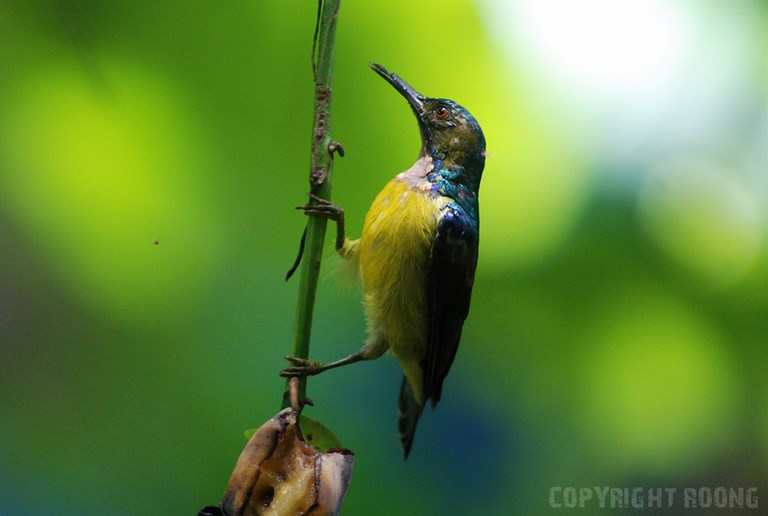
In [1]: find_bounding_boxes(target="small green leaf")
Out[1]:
[299,415,343,452]
[242,416,343,452]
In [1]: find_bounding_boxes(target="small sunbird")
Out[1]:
[283,63,486,457]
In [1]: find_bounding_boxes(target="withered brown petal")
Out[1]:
[220,408,353,516]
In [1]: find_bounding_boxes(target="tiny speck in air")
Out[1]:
[153,240,160,245]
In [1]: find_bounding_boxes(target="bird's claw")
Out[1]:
[295,194,342,219]
[280,356,324,378]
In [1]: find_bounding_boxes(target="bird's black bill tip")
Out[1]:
[369,62,398,86]
[369,62,387,74]
[369,62,425,113]
[369,62,393,81]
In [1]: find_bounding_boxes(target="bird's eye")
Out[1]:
[435,106,450,120]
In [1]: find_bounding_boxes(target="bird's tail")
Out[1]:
[398,376,424,459]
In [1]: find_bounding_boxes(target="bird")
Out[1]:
[282,63,486,458]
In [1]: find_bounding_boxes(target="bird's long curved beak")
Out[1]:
[370,63,425,116]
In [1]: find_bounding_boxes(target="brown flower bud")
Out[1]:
[216,408,353,516]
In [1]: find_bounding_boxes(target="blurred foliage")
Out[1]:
[1,1,766,515]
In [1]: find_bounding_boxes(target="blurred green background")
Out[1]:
[1,1,767,514]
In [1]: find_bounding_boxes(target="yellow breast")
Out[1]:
[358,179,443,362]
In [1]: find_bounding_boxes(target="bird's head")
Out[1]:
[371,63,485,168]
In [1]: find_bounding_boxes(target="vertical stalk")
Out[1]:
[286,0,341,406]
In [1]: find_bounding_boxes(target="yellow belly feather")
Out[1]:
[353,179,444,401]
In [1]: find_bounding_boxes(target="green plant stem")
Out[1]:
[285,0,341,407]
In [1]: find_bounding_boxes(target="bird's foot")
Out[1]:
[280,356,326,378]
[296,194,343,220]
